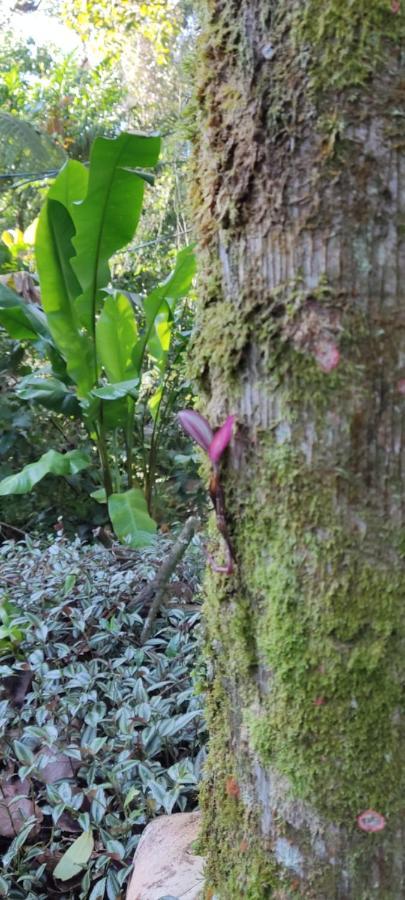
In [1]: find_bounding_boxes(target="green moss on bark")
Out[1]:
[200,434,405,895]
[199,681,282,899]
[242,470,405,819]
[292,0,405,92]
[189,297,249,384]
[215,436,404,812]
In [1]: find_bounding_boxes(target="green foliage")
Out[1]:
[53,829,95,882]
[0,281,51,342]
[0,131,196,547]
[0,111,67,174]
[0,598,23,654]
[0,329,101,536]
[96,293,138,383]
[107,488,157,549]
[69,133,160,334]
[16,373,81,416]
[0,533,205,898]
[0,448,91,496]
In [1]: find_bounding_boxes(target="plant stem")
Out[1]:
[96,404,113,497]
[139,516,199,643]
[126,397,135,489]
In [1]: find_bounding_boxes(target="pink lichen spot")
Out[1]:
[313,341,340,373]
[397,379,405,395]
[391,0,400,12]
[208,415,235,464]
[357,810,386,832]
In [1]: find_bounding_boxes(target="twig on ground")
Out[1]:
[137,516,200,643]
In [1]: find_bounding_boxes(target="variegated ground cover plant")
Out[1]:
[0,533,205,899]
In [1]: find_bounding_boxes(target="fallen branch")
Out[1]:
[138,516,200,644]
[0,521,27,541]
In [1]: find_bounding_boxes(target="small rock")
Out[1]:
[126,811,204,900]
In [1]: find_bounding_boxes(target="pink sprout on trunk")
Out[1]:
[178,410,235,464]
[177,410,213,452]
[178,408,236,577]
[208,415,235,464]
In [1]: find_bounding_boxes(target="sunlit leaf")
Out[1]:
[53,829,94,881]
[96,292,138,383]
[71,132,160,332]
[35,161,95,395]
[90,487,107,503]
[133,244,196,373]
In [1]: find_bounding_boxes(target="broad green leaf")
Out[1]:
[71,132,161,332]
[17,375,80,416]
[156,318,172,352]
[35,160,95,395]
[0,281,51,341]
[53,829,94,882]
[79,393,130,432]
[92,378,139,400]
[90,487,107,503]
[133,245,196,373]
[108,488,156,549]
[0,449,91,496]
[148,385,163,421]
[96,293,138,383]
[0,306,38,340]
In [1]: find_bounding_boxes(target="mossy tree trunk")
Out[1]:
[191,1,405,897]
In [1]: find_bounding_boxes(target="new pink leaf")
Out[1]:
[208,415,235,464]
[177,410,213,452]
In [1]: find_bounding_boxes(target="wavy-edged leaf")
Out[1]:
[92,378,139,400]
[0,449,91,496]
[53,829,94,882]
[0,281,51,342]
[16,375,80,416]
[35,161,95,395]
[108,488,156,549]
[96,292,138,383]
[71,132,161,332]
[133,245,196,373]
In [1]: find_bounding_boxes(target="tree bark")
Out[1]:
[191,1,405,897]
